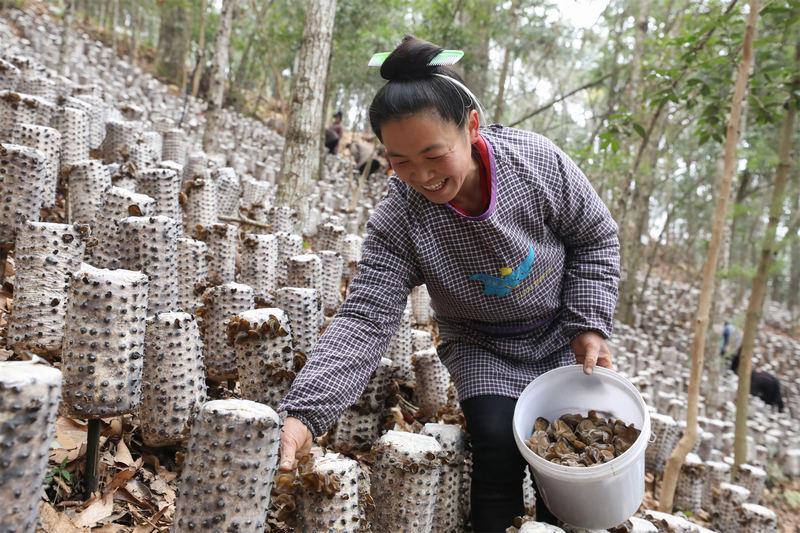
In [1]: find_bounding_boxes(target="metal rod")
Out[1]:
[84,418,101,498]
[0,247,7,285]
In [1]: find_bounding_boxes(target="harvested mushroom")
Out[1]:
[526,411,641,467]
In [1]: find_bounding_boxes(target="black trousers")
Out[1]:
[461,395,559,533]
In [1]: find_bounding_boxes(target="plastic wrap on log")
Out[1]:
[275,232,303,287]
[176,237,209,313]
[136,168,182,223]
[328,357,395,453]
[62,264,149,418]
[89,187,155,269]
[319,250,343,314]
[200,282,255,380]
[0,59,21,91]
[54,105,89,166]
[67,159,112,228]
[215,167,241,218]
[369,430,443,532]
[274,287,321,358]
[0,91,54,133]
[100,119,142,163]
[9,123,60,208]
[182,175,218,236]
[162,128,188,166]
[295,453,363,533]
[171,399,281,532]
[141,312,206,446]
[7,222,89,355]
[239,233,278,300]
[196,223,238,286]
[228,308,296,406]
[0,142,47,245]
[0,362,62,533]
[386,305,414,385]
[421,423,467,533]
[413,347,452,419]
[287,253,322,295]
[117,215,180,315]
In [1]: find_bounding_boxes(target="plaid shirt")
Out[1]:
[280,125,620,437]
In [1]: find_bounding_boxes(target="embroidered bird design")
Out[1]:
[469,246,536,297]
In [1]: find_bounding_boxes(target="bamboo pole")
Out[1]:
[658,0,759,512]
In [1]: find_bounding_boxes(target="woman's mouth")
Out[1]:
[423,178,448,192]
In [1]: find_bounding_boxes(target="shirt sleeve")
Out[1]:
[537,139,620,341]
[278,182,422,437]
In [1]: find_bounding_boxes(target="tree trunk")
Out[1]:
[156,0,189,88]
[191,0,207,98]
[129,0,139,64]
[58,0,73,76]
[789,171,800,318]
[733,42,797,471]
[461,0,493,104]
[109,0,118,50]
[615,0,651,325]
[233,2,271,88]
[202,0,238,152]
[659,0,759,512]
[275,0,337,225]
[493,45,512,124]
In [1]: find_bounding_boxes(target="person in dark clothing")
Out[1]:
[730,348,784,412]
[324,110,344,153]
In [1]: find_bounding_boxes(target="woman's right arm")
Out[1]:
[277,185,421,467]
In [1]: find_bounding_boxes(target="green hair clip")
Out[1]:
[368,49,464,67]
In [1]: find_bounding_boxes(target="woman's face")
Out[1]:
[381,109,480,204]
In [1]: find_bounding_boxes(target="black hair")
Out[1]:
[368,35,480,142]
[333,110,343,119]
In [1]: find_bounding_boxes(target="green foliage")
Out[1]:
[44,458,73,489]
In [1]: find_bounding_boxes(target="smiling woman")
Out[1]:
[278,35,621,532]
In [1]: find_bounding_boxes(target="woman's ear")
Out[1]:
[467,109,480,143]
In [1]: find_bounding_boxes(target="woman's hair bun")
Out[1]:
[380,35,443,81]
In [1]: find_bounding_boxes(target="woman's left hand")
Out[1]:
[571,331,613,375]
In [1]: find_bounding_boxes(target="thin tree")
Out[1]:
[191,0,207,98]
[156,0,190,89]
[659,0,760,512]
[275,0,337,223]
[58,0,73,76]
[203,0,238,152]
[734,42,798,471]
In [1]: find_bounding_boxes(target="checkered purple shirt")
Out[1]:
[280,125,620,437]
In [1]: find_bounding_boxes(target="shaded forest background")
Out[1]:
[49,0,800,335]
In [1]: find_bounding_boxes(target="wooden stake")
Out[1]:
[0,247,7,285]
[84,418,101,499]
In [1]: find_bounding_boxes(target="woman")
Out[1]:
[278,36,620,532]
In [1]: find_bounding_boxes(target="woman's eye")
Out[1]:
[394,160,408,166]
[428,154,446,160]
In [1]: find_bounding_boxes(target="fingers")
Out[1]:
[279,417,313,472]
[279,432,297,472]
[582,343,599,375]
[597,343,614,370]
[572,332,614,375]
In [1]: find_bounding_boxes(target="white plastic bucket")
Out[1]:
[512,365,651,530]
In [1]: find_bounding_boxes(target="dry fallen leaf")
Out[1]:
[149,476,176,504]
[72,494,115,528]
[103,466,139,496]
[155,466,177,483]
[114,439,135,467]
[54,417,87,450]
[93,525,130,533]
[38,502,87,533]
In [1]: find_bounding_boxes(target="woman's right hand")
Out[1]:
[279,417,313,471]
